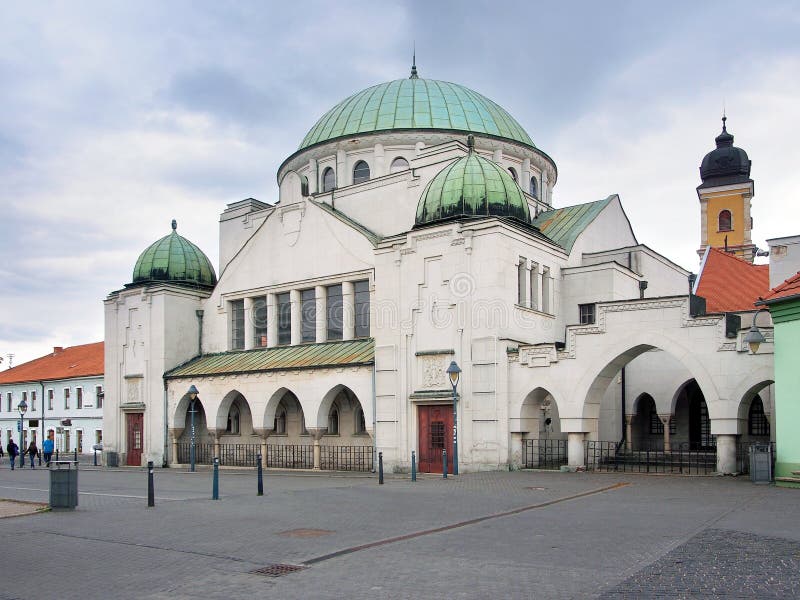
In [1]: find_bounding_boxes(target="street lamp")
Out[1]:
[17,399,27,467]
[744,308,770,354]
[446,361,461,475]
[187,385,199,472]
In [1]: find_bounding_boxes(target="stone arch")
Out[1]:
[669,378,696,415]
[262,387,305,433]
[733,367,775,423]
[215,390,254,436]
[316,384,368,436]
[576,335,720,424]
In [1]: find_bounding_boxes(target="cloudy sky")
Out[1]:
[1,0,799,366]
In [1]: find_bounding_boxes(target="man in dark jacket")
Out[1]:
[6,440,19,470]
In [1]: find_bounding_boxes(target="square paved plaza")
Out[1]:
[0,466,798,599]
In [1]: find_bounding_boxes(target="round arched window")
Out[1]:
[322,167,336,193]
[390,157,409,173]
[508,167,518,182]
[718,209,732,231]
[353,161,370,184]
[529,177,538,198]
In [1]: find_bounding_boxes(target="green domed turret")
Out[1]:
[415,144,530,227]
[131,220,217,289]
[299,77,534,151]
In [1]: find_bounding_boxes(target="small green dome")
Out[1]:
[299,77,535,151]
[132,220,217,288]
[415,151,530,226]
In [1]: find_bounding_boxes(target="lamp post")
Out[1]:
[446,361,461,476]
[18,399,27,467]
[187,385,199,472]
[744,308,770,354]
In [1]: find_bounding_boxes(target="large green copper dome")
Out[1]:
[131,220,217,288]
[299,77,535,151]
[415,149,530,226]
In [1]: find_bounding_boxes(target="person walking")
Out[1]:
[42,433,54,467]
[26,441,38,469]
[6,440,18,470]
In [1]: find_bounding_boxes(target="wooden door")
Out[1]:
[418,405,454,473]
[126,413,144,466]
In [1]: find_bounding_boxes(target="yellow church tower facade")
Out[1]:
[697,117,755,262]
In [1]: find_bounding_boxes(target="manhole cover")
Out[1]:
[250,564,307,577]
[277,528,335,538]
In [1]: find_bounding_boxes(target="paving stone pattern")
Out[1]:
[600,528,800,599]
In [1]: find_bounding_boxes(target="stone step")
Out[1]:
[791,470,800,476]
[775,476,800,485]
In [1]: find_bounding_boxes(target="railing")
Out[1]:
[736,441,775,475]
[320,445,374,472]
[522,439,568,470]
[219,444,260,467]
[176,442,214,465]
[585,441,717,475]
[265,444,313,469]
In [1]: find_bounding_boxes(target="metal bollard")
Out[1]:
[378,452,384,484]
[443,449,448,479]
[212,457,219,500]
[411,450,416,482]
[257,453,263,496]
[147,460,155,507]
[94,449,98,467]
[56,449,59,462]
[74,448,78,463]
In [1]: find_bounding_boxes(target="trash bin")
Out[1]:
[49,461,79,509]
[106,451,119,468]
[749,443,773,484]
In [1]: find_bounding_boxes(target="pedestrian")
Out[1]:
[6,439,18,470]
[43,432,54,467]
[26,441,39,469]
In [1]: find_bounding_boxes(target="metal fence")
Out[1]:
[320,445,374,472]
[176,442,214,465]
[219,444,260,467]
[585,441,717,475]
[265,444,313,469]
[736,441,775,475]
[522,439,568,470]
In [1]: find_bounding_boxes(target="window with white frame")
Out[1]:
[277,292,291,345]
[326,284,343,341]
[530,177,539,198]
[64,388,70,410]
[541,266,551,314]
[230,299,245,350]
[322,167,335,192]
[31,391,36,411]
[530,262,539,310]
[352,160,370,184]
[76,387,83,409]
[354,280,370,338]
[390,157,409,173]
[579,304,596,325]
[95,386,103,409]
[6,392,10,412]
[48,389,54,411]
[301,289,316,343]
[252,296,268,347]
[517,258,527,305]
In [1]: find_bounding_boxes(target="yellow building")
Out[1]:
[697,117,755,262]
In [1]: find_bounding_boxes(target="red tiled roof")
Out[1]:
[695,248,769,313]
[0,342,104,384]
[762,271,800,303]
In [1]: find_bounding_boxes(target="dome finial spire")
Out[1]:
[410,43,418,79]
[171,219,177,231]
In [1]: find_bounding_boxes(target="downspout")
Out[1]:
[372,361,377,472]
[619,366,626,452]
[40,381,45,449]
[196,310,204,356]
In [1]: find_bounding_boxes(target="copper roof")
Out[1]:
[0,342,104,384]
[695,248,769,312]
[165,339,374,379]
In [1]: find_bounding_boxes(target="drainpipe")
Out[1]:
[163,378,169,468]
[372,362,377,472]
[620,366,626,449]
[196,310,204,356]
[40,381,45,452]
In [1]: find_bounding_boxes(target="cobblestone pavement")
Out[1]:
[0,467,798,599]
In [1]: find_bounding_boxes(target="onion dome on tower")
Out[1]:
[415,136,531,227]
[130,220,217,289]
[698,116,752,189]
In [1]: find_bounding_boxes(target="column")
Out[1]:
[307,428,326,470]
[210,430,221,460]
[521,158,531,192]
[308,158,318,194]
[254,427,273,467]
[342,281,355,341]
[716,433,737,474]
[336,148,347,188]
[267,292,278,348]
[510,432,523,469]
[169,428,183,466]
[567,432,585,467]
[374,143,385,177]
[290,289,301,346]
[315,285,327,343]
[492,148,502,163]
[659,414,672,452]
[243,297,255,350]
[625,415,635,451]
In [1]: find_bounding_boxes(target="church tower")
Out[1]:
[697,117,755,262]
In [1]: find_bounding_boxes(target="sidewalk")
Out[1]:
[0,499,47,519]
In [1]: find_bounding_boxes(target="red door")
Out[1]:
[126,413,143,466]
[418,405,454,473]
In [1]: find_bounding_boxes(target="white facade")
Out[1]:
[103,74,778,474]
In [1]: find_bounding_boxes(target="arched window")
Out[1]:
[328,406,339,435]
[529,177,538,198]
[274,407,286,435]
[322,167,336,192]
[718,209,732,232]
[508,167,518,182]
[355,408,366,434]
[748,395,769,436]
[390,157,409,173]
[353,161,370,184]
[226,404,240,434]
